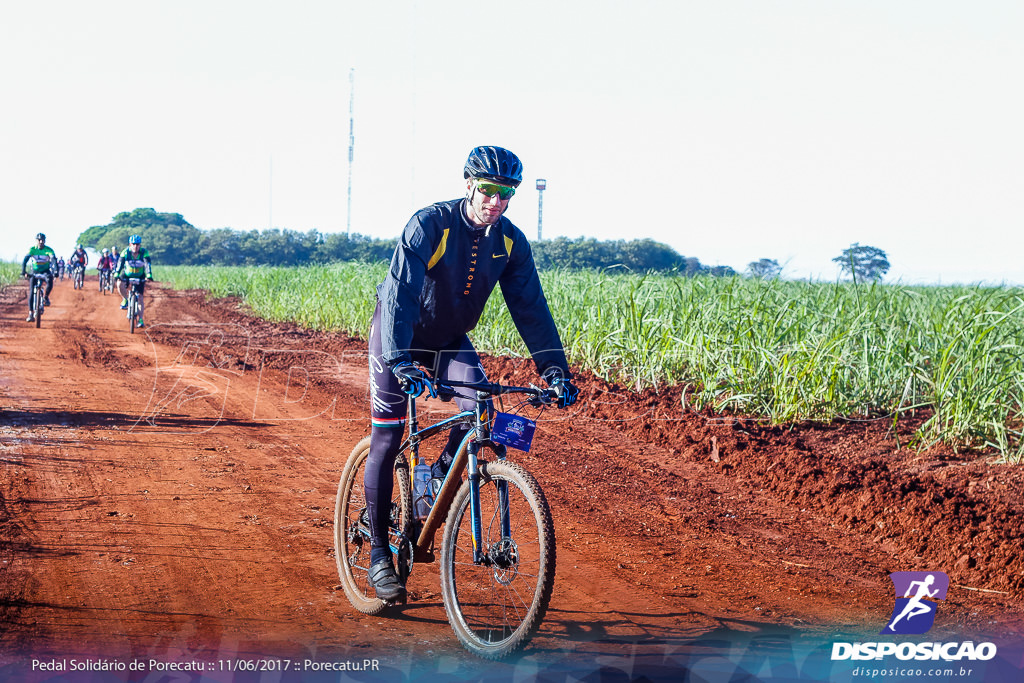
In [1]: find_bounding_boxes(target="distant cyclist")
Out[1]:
[363,145,579,601]
[96,248,115,290]
[57,257,66,280]
[115,234,154,327]
[69,244,89,272]
[110,246,120,270]
[21,232,57,322]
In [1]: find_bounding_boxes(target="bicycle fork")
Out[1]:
[466,392,512,566]
[467,441,486,564]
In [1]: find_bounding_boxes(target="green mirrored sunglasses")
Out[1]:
[475,181,516,200]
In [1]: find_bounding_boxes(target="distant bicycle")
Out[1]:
[335,377,559,659]
[26,273,48,328]
[125,277,148,333]
[71,264,85,290]
[98,269,113,295]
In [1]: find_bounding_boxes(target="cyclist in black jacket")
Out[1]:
[364,146,579,601]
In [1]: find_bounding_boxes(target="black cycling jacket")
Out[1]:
[376,198,571,379]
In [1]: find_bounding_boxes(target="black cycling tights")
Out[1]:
[364,304,487,566]
[27,275,54,310]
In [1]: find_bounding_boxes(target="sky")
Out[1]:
[2,1,1022,285]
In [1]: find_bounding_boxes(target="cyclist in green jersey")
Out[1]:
[115,234,154,327]
[21,232,57,322]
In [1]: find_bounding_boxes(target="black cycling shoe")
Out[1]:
[368,559,406,602]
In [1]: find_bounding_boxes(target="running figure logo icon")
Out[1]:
[882,571,949,634]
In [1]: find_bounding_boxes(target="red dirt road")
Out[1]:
[2,276,1023,681]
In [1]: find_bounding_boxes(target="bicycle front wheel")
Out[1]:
[439,459,556,659]
[334,436,412,615]
[34,287,43,328]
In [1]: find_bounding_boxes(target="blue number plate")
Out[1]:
[490,412,536,452]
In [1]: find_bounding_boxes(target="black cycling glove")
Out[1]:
[390,361,437,398]
[542,368,579,409]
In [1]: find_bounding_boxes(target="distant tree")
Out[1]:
[708,265,738,277]
[78,208,739,275]
[746,258,782,279]
[832,243,890,283]
[679,257,706,277]
[78,208,202,264]
[315,232,395,263]
[531,237,717,274]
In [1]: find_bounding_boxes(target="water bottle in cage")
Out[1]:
[412,460,434,520]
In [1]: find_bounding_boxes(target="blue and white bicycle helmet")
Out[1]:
[128,234,142,244]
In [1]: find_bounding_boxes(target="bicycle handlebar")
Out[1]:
[432,378,558,407]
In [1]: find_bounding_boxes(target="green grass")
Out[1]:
[0,262,23,287]
[155,263,384,337]
[157,264,1024,462]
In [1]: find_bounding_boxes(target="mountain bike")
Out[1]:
[26,273,48,328]
[334,378,558,659]
[125,277,146,333]
[72,264,84,290]
[98,269,112,295]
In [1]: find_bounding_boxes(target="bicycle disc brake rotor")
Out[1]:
[487,537,520,585]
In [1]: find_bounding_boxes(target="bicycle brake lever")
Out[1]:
[527,385,556,408]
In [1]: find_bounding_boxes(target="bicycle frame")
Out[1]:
[126,278,145,332]
[397,380,540,567]
[403,394,478,564]
[30,274,48,301]
[337,376,558,658]
[30,274,48,326]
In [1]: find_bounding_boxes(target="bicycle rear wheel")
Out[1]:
[439,459,556,659]
[334,435,413,614]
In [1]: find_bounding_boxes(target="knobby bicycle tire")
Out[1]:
[439,459,556,660]
[334,436,412,615]
[34,284,43,328]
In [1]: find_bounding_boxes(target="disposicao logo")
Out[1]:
[831,570,998,663]
[882,571,948,635]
